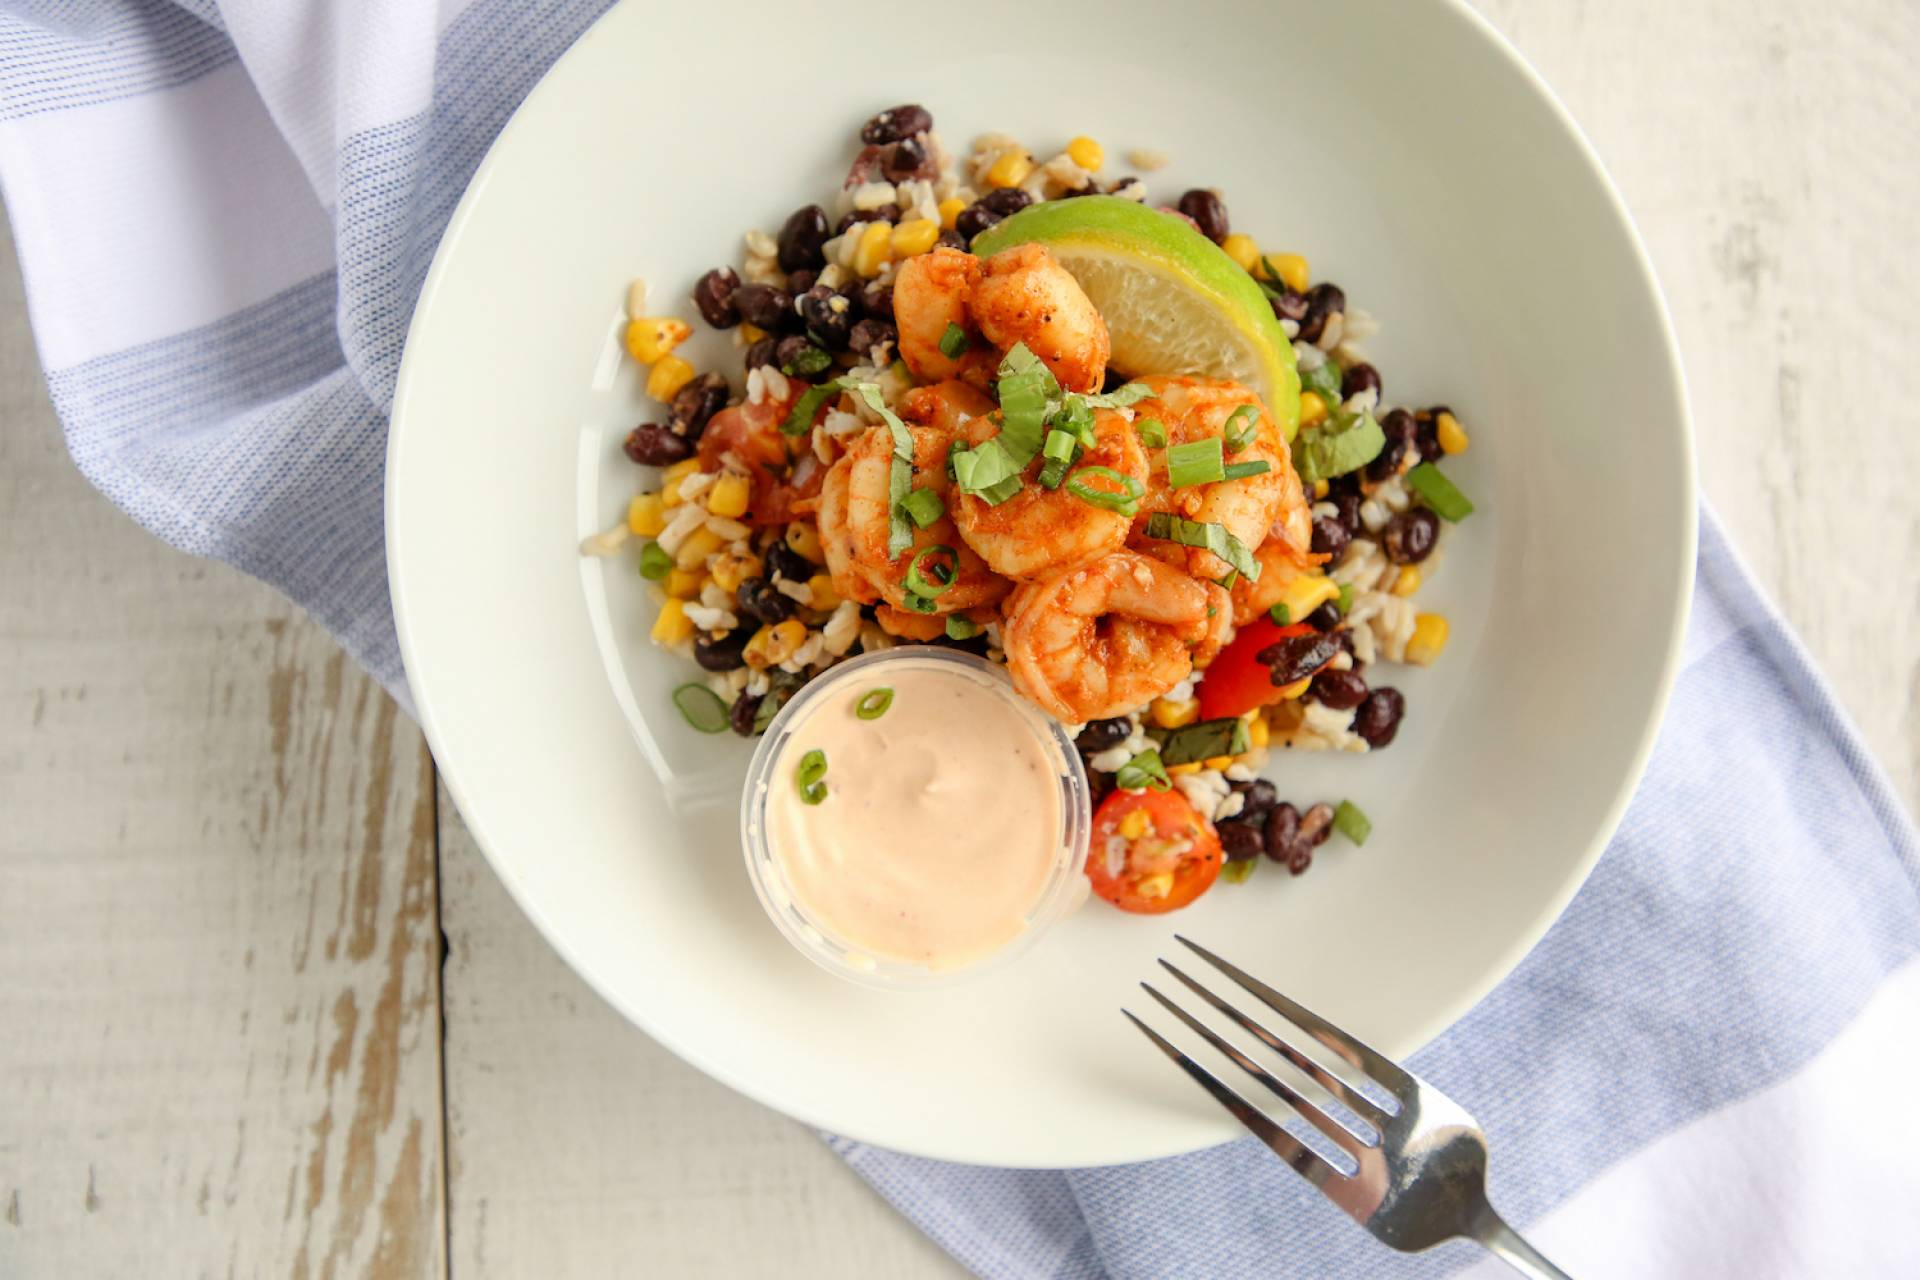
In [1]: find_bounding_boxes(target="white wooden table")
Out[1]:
[3,3,1915,1274]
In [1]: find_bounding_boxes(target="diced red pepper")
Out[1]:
[1195,618,1313,720]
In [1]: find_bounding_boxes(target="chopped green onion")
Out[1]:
[1082,382,1154,409]
[899,487,946,529]
[1221,856,1257,884]
[795,747,829,804]
[638,541,672,580]
[1065,466,1145,515]
[1114,748,1172,793]
[904,545,957,601]
[1270,602,1291,626]
[781,377,845,436]
[1291,409,1385,485]
[951,439,1023,504]
[1333,799,1371,846]
[1299,357,1343,406]
[1222,404,1261,453]
[1223,460,1272,481]
[781,344,832,377]
[901,594,939,615]
[671,683,729,734]
[938,323,971,359]
[855,687,894,720]
[1216,570,1239,590]
[1335,581,1354,615]
[992,343,1059,464]
[1166,437,1225,488]
[1037,458,1070,491]
[944,615,981,640]
[1052,395,1095,445]
[1042,429,1079,463]
[1135,417,1168,449]
[1142,512,1260,580]
[1405,462,1476,521]
[1157,717,1251,766]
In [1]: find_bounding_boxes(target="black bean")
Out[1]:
[776,205,830,272]
[1297,282,1346,345]
[1176,188,1230,244]
[764,541,813,583]
[731,283,793,331]
[1308,667,1368,710]
[1353,688,1406,748]
[835,206,900,235]
[1256,631,1342,687]
[1304,602,1343,632]
[623,423,691,467]
[729,690,762,737]
[785,268,818,298]
[1220,820,1264,862]
[860,282,894,320]
[1269,289,1309,325]
[1310,514,1351,563]
[1230,777,1279,820]
[1414,408,1443,462]
[668,373,729,440]
[798,284,855,349]
[1263,802,1333,874]
[774,334,822,376]
[735,577,796,626]
[979,188,1034,218]
[883,137,930,183]
[1340,362,1382,401]
[743,336,779,372]
[1262,803,1299,865]
[1075,717,1131,753]
[955,205,1001,242]
[693,629,750,672]
[860,103,932,145]
[1367,408,1418,483]
[692,267,740,329]
[1382,508,1440,564]
[936,228,968,252]
[1330,491,1363,536]
[848,318,897,359]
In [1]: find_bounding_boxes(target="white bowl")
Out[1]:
[388,0,1693,1166]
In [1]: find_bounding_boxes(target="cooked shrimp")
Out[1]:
[816,452,882,606]
[892,244,1110,392]
[840,420,1010,613]
[1001,549,1218,722]
[1129,374,1310,579]
[898,378,997,435]
[948,407,1148,580]
[1229,535,1324,627]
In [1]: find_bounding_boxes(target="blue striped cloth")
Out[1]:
[4,5,1915,1275]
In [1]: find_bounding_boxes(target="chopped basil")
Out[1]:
[781,344,832,377]
[1081,382,1154,409]
[1291,409,1385,485]
[1167,437,1225,488]
[1222,459,1271,481]
[1222,404,1261,453]
[1136,417,1168,449]
[899,486,946,529]
[1333,799,1371,846]
[1405,462,1476,521]
[952,439,1023,504]
[1114,748,1172,793]
[1158,717,1251,766]
[944,615,981,640]
[638,541,672,580]
[1299,357,1344,406]
[992,343,1059,464]
[1142,512,1260,580]
[937,322,970,359]
[846,380,919,557]
[855,687,894,720]
[671,683,729,734]
[781,377,845,436]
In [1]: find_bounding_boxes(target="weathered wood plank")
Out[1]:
[0,215,446,1279]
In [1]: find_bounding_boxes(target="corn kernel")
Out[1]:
[1436,411,1470,455]
[673,525,724,571]
[1392,565,1422,597]
[664,568,702,599]
[1116,808,1151,840]
[984,149,1034,189]
[1247,712,1271,751]
[646,354,696,402]
[738,322,767,344]
[624,316,691,365]
[785,521,824,564]
[1406,613,1450,666]
[1220,234,1261,272]
[651,599,694,645]
[1203,754,1236,772]
[708,549,762,594]
[1275,573,1341,623]
[1258,252,1309,294]
[627,493,667,537]
[1313,478,1330,500]
[664,458,700,484]
[890,218,940,258]
[1151,697,1200,730]
[1167,761,1203,776]
[705,472,751,519]
[1135,872,1174,900]
[745,619,808,668]
[937,197,967,230]
[1299,390,1328,427]
[806,573,840,611]
[851,221,894,278]
[1065,135,1104,171]
[1276,676,1311,700]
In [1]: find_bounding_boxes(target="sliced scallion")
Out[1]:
[1167,437,1225,488]
[855,687,894,720]
[1114,748,1172,793]
[1223,459,1271,481]
[1065,466,1144,516]
[671,683,729,734]
[944,615,981,640]
[904,545,957,601]
[1157,717,1251,766]
[1223,404,1261,453]
[899,487,946,529]
[1333,799,1371,845]
[992,343,1059,464]
[795,747,829,804]
[1042,429,1079,463]
[937,322,971,359]
[1270,602,1291,626]
[1037,458,1070,491]
[1052,395,1095,445]
[1136,417,1168,449]
[1405,462,1476,521]
[1335,581,1354,615]
[1221,856,1258,884]
[638,541,672,581]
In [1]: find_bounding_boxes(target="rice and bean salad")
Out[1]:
[583,104,1477,902]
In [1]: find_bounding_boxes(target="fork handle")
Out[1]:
[1470,1205,1573,1280]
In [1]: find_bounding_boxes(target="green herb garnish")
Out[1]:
[1222,460,1271,481]
[937,323,971,359]
[1270,603,1291,626]
[903,544,957,603]
[1038,429,1077,491]
[1114,748,1172,793]
[1136,417,1168,449]
[992,343,1059,465]
[1142,512,1260,581]
[781,377,845,436]
[845,380,918,557]
[944,615,982,641]
[671,683,729,734]
[1291,409,1385,485]
[795,747,829,804]
[1081,382,1154,409]
[781,344,832,377]
[1221,856,1257,884]
[1299,357,1344,406]
[1405,462,1476,522]
[1158,717,1251,766]
[951,439,1023,505]
[1333,799,1371,846]
[1065,466,1144,516]
[1335,581,1354,616]
[899,487,946,529]
[638,541,672,581]
[1167,437,1224,488]
[855,687,894,720]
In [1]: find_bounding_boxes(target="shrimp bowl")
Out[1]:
[388,0,1693,1165]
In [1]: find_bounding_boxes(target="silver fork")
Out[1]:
[1125,937,1572,1280]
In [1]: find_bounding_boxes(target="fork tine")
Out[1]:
[1175,935,1415,1100]
[1122,1010,1346,1188]
[1157,961,1390,1130]
[1140,982,1373,1158]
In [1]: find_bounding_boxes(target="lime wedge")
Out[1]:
[971,196,1300,440]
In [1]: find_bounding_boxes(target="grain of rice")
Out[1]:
[1216,792,1246,820]
[823,409,864,438]
[851,182,898,212]
[817,262,851,290]
[1224,762,1258,782]
[1316,311,1345,351]
[1341,306,1381,342]
[1294,341,1327,372]
[705,672,733,699]
[761,367,791,402]
[747,671,771,697]
[822,602,862,655]
[1359,498,1391,533]
[1343,386,1380,416]
[1174,769,1231,820]
[1165,676,1196,703]
[684,603,737,632]
[1089,745,1133,773]
[678,470,716,500]
[773,578,814,606]
[745,366,766,405]
[1128,148,1169,171]
[704,513,751,541]
[625,278,647,319]
[656,502,708,555]
[741,255,784,286]
[783,633,825,672]
[1310,500,1338,520]
[578,521,630,557]
[700,581,732,611]
[1109,177,1147,201]
[1280,318,1301,339]
[811,424,833,465]
[1375,474,1410,514]
[859,622,895,653]
[1291,700,1369,753]
[744,229,778,259]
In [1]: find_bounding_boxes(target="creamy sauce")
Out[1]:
[765,662,1064,970]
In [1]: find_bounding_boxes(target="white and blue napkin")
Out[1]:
[4,5,1915,1276]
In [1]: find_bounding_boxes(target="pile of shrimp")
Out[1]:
[812,242,1313,724]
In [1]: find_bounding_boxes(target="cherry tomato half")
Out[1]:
[1086,787,1223,914]
[1195,618,1313,720]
